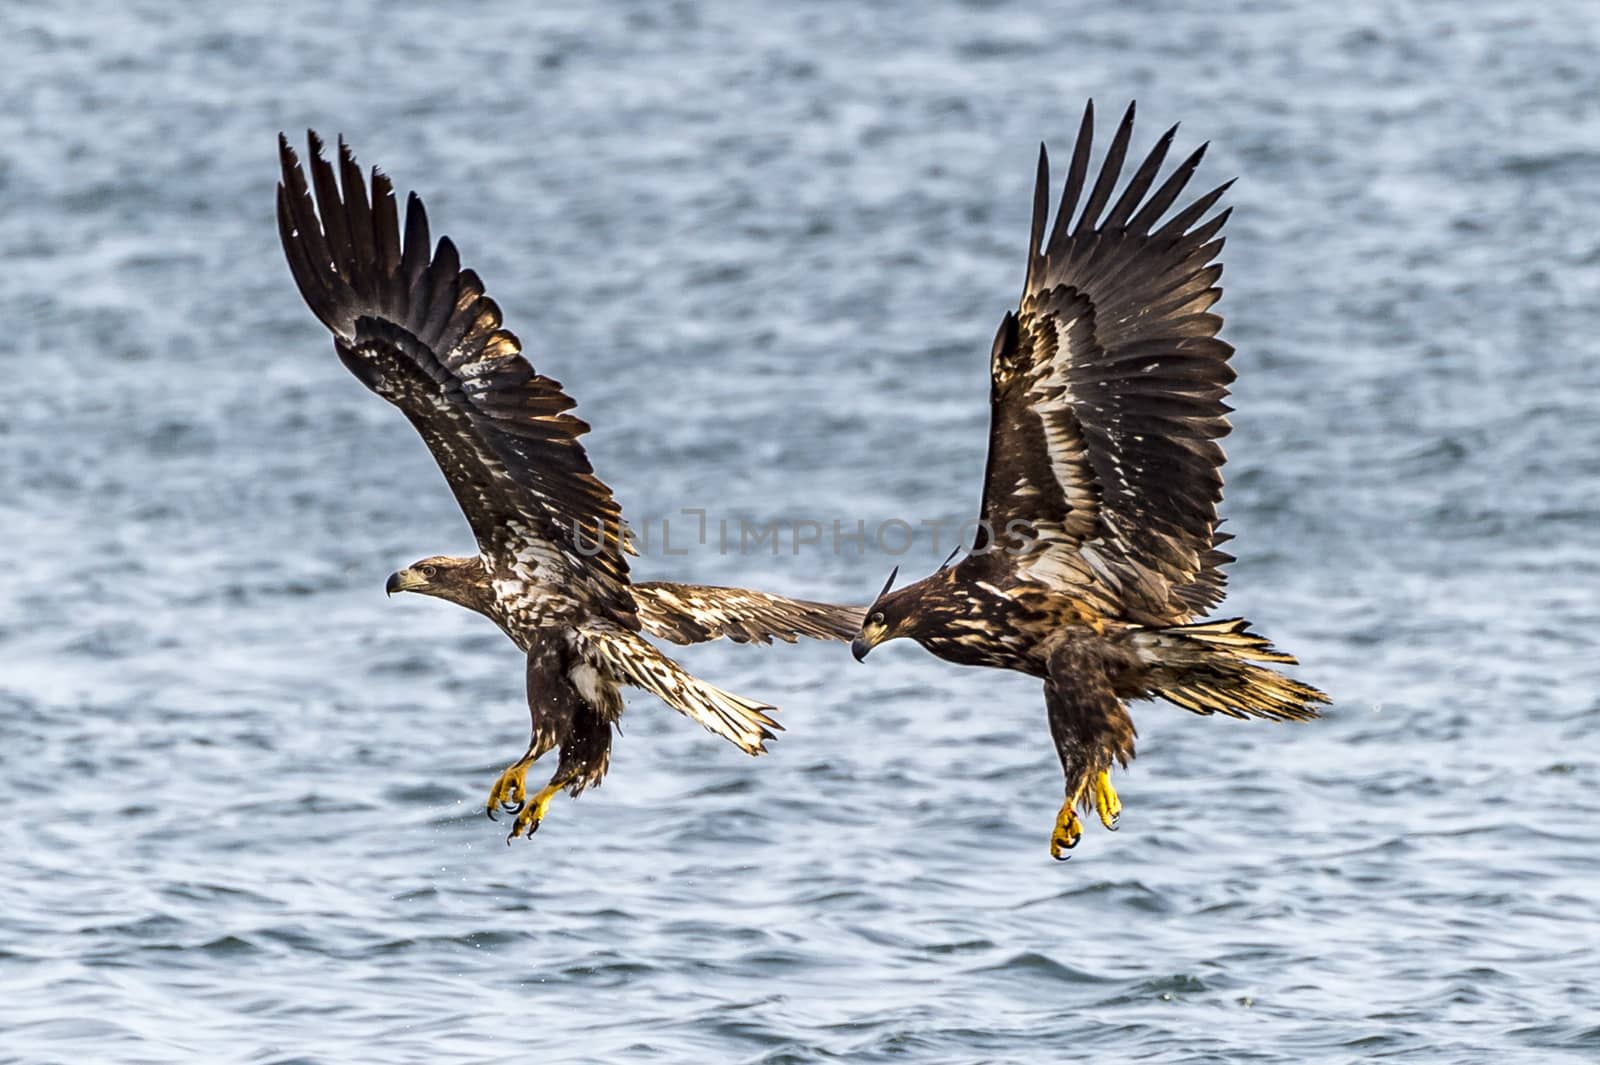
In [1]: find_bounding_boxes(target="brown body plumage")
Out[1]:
[851,102,1328,859]
[277,134,861,841]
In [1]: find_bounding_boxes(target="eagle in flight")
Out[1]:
[277,133,860,841]
[849,102,1328,859]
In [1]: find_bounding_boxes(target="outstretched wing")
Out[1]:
[633,582,864,645]
[277,132,635,622]
[975,101,1235,624]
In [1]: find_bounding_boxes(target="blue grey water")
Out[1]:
[2,2,1597,1062]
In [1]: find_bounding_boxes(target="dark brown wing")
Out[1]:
[277,132,635,623]
[633,583,865,645]
[974,101,1235,624]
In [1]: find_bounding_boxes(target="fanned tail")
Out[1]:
[1133,618,1327,723]
[580,626,781,754]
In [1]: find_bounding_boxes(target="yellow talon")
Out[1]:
[507,780,564,841]
[1050,797,1083,860]
[1092,770,1122,831]
[485,758,531,820]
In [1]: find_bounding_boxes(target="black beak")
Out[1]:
[851,636,871,663]
[385,571,403,597]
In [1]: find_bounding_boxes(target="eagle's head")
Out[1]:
[385,555,487,608]
[851,566,917,662]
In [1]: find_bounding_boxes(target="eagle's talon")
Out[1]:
[1091,770,1122,832]
[1050,798,1084,860]
[485,758,533,822]
[507,815,542,840]
[502,779,563,841]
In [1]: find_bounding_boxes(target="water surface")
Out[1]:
[2,2,1598,1062]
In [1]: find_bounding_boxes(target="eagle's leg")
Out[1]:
[498,644,583,834]
[1045,642,1135,860]
[507,706,612,842]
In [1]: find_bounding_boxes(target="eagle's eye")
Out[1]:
[421,565,438,578]
[869,611,885,626]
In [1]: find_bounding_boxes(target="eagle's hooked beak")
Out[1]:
[386,568,425,597]
[851,622,887,662]
[854,568,898,662]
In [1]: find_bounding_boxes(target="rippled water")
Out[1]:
[3,2,1599,1061]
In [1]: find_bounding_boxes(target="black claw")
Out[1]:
[487,807,499,822]
[1054,852,1072,862]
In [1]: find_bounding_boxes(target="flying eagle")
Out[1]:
[277,133,860,841]
[849,102,1328,859]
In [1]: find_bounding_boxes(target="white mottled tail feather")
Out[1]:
[581,627,780,754]
[1133,618,1327,723]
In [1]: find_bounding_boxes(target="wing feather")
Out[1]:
[633,583,864,645]
[1076,101,1137,231]
[277,132,635,622]
[1046,102,1096,255]
[976,102,1236,622]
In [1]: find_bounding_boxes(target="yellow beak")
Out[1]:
[385,568,427,596]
